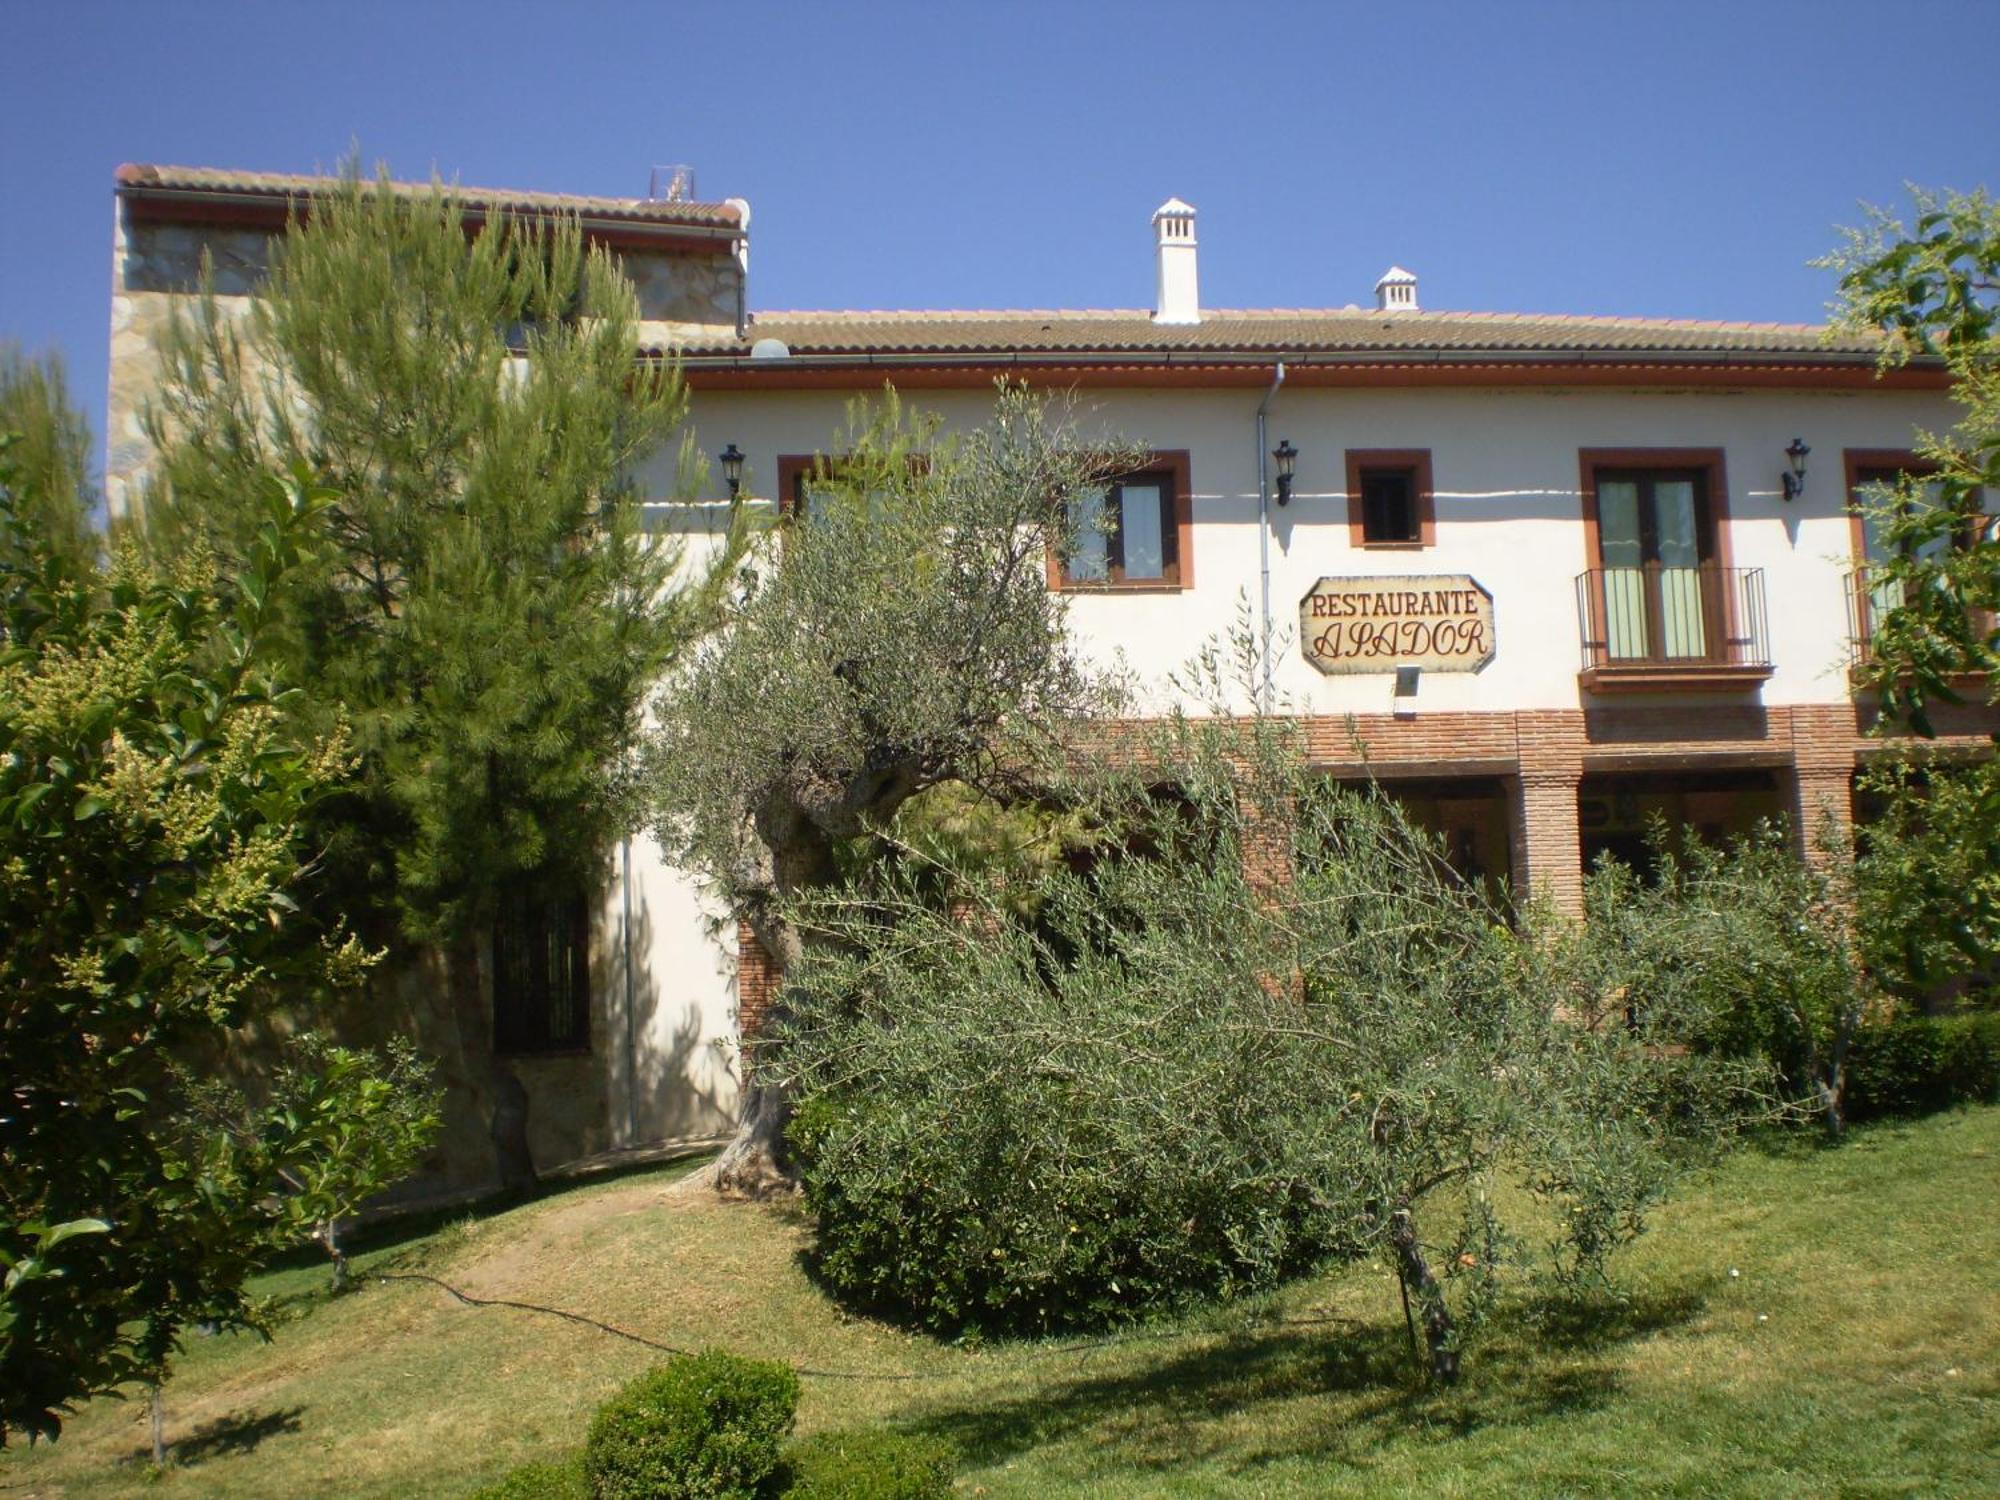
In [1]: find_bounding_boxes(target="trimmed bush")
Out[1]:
[777,760,1762,1362]
[778,1429,956,1500]
[1845,1012,2000,1122]
[785,1018,1351,1336]
[469,1456,589,1499]
[585,1350,800,1500]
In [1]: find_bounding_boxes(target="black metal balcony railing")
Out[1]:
[1844,567,1899,661]
[1574,564,1771,674]
[1844,566,1997,672]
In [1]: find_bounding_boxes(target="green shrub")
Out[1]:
[1581,822,1863,1131]
[469,1455,589,1499]
[1852,753,2000,1001]
[778,1429,956,1499]
[775,727,1765,1377]
[782,938,1354,1336]
[585,1350,799,1500]
[1845,1012,2000,1121]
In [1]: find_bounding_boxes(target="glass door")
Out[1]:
[1854,467,1953,633]
[1596,470,1715,662]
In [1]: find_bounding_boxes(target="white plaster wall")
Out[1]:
[616,378,1962,1080]
[599,831,741,1148]
[671,381,1960,715]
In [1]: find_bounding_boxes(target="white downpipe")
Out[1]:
[621,835,638,1145]
[1255,362,1287,709]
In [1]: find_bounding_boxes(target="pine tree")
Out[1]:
[142,169,738,1187]
[0,345,98,572]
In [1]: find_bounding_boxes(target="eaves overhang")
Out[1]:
[666,345,1948,393]
[116,167,747,258]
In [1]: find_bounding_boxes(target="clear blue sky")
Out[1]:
[3,0,1995,479]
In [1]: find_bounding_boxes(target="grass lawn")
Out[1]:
[5,1107,1997,1499]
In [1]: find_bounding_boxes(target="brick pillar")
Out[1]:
[1788,705,1857,866]
[735,919,778,1045]
[1509,710,1586,917]
[1240,791,1295,902]
[1791,768,1855,865]
[1238,788,1304,1001]
[1510,772,1585,916]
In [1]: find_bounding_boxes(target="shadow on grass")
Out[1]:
[1739,1121,1838,1161]
[898,1285,1709,1482]
[1514,1281,1714,1351]
[126,1405,306,1468]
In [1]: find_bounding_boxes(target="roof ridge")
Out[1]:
[746,306,1836,334]
[115,163,745,224]
[750,308,1153,321]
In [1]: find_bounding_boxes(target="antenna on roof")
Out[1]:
[648,164,697,202]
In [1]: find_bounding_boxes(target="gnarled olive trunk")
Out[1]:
[1389,1206,1460,1385]
[710,1073,797,1199]
[712,788,894,1198]
[710,818,832,1198]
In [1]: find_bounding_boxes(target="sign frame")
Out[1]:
[1298,574,1496,676]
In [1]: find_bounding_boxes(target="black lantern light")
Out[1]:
[1782,437,1810,502]
[719,443,746,499]
[1273,438,1300,506]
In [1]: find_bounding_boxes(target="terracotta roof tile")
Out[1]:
[668,307,1881,359]
[701,309,1870,357]
[115,163,744,229]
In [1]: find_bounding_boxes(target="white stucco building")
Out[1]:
[108,169,1991,1192]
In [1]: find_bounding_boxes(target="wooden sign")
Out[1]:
[1299,575,1494,675]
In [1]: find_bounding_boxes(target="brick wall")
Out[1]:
[727,700,1998,1040]
[1787,703,1861,866]
[1105,702,1993,918]
[735,919,779,1046]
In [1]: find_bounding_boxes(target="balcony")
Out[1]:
[1574,564,1773,692]
[1843,566,1994,686]
[1844,567,1897,666]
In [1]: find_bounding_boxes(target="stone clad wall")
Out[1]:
[626,248,739,330]
[106,199,742,520]
[106,216,258,520]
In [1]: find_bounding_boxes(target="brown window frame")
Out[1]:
[1344,449,1436,548]
[1843,447,1985,563]
[492,885,592,1057]
[1578,447,1739,668]
[1049,449,1195,592]
[775,453,824,517]
[776,453,930,521]
[1844,446,1991,656]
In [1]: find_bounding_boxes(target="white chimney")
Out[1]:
[1375,265,1419,313]
[1152,198,1200,325]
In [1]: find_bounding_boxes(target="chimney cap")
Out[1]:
[1152,196,1197,221]
[1374,264,1420,312]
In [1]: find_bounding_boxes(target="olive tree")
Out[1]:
[646,387,1134,1195]
[1821,186,1999,729]
[769,701,1770,1381]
